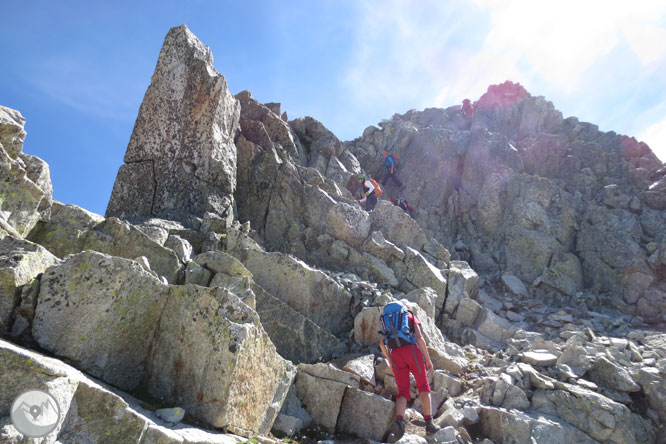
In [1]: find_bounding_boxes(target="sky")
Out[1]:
[1,0,665,215]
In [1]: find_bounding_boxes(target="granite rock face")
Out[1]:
[30,250,294,436]
[348,81,664,324]
[0,236,58,333]
[107,25,240,228]
[0,106,52,237]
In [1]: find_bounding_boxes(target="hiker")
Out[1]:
[380,150,404,188]
[390,196,413,217]
[379,300,440,441]
[461,98,473,117]
[356,173,379,211]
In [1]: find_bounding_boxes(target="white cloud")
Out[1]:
[342,0,666,150]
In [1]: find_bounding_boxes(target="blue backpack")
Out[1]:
[380,301,417,348]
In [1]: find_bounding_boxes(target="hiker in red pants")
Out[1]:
[379,301,440,441]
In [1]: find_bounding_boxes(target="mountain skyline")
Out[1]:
[1,0,664,215]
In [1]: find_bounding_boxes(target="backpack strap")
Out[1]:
[407,311,422,374]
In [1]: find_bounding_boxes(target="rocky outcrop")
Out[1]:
[29,202,181,282]
[0,106,52,237]
[0,236,58,333]
[106,25,240,228]
[30,250,294,436]
[347,81,664,325]
[0,338,246,444]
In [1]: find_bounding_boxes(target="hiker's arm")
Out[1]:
[379,340,395,376]
[365,180,374,196]
[415,323,433,372]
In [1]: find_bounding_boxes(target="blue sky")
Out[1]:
[1,0,665,215]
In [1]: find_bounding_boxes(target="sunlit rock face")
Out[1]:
[348,80,665,324]
[106,24,240,229]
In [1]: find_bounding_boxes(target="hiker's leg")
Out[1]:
[396,396,408,418]
[392,347,412,404]
[381,170,390,186]
[366,193,378,211]
[408,347,431,394]
[390,173,403,187]
[419,391,433,417]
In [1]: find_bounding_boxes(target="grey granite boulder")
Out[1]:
[0,236,58,333]
[146,284,295,435]
[33,251,169,390]
[253,283,346,363]
[336,387,395,442]
[29,205,180,283]
[107,25,240,226]
[237,248,352,335]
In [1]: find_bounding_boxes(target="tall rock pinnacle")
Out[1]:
[106,24,240,227]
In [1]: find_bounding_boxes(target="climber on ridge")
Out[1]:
[380,150,404,188]
[356,173,380,211]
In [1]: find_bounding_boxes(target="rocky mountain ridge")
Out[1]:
[0,24,665,444]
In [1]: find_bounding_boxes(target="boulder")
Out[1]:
[336,387,395,442]
[253,283,347,363]
[294,371,347,431]
[475,308,517,343]
[369,200,429,250]
[632,367,666,423]
[403,287,437,319]
[531,383,644,443]
[29,207,180,283]
[586,356,640,393]
[0,106,27,159]
[519,350,559,367]
[325,201,371,249]
[447,261,479,305]
[82,218,181,282]
[237,249,352,335]
[501,274,529,297]
[454,297,482,327]
[107,25,240,226]
[146,284,295,435]
[338,354,376,386]
[539,252,584,296]
[33,251,169,390]
[0,339,246,444]
[353,306,383,346]
[28,201,105,255]
[402,247,447,315]
[361,230,405,263]
[480,406,602,444]
[0,236,58,333]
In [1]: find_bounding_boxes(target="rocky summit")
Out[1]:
[1,24,665,444]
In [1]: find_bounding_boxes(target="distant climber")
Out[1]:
[356,173,379,211]
[461,98,473,117]
[390,197,413,217]
[380,150,403,188]
[379,300,440,442]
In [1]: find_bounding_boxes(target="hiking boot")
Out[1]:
[386,418,405,443]
[425,418,440,435]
